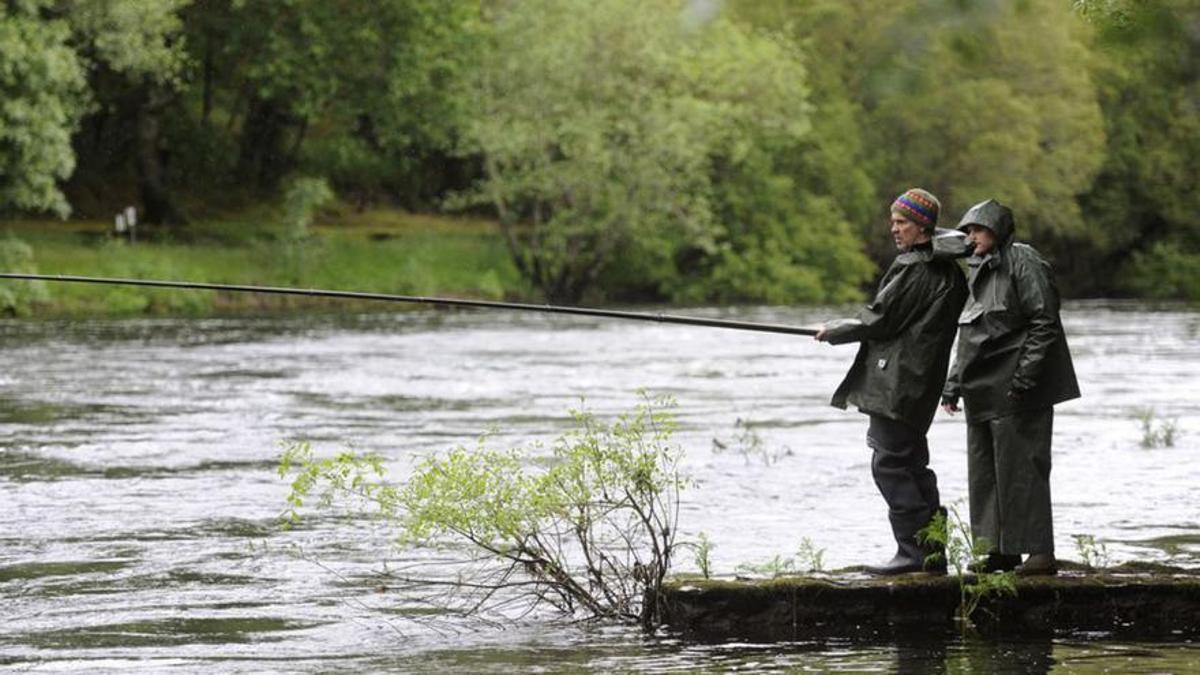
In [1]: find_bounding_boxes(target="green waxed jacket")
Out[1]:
[943,201,1080,423]
[825,231,969,434]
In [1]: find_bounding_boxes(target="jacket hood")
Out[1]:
[957,199,1014,245]
[931,227,974,259]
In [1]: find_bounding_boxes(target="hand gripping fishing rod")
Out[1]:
[0,273,820,337]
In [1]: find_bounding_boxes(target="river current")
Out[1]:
[2,302,1198,671]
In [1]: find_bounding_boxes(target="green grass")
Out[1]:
[0,209,530,318]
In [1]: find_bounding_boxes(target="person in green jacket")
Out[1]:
[941,199,1080,576]
[816,188,969,575]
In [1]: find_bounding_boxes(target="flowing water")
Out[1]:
[2,302,1198,672]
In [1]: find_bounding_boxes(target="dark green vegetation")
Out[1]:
[662,563,1200,640]
[3,0,1198,307]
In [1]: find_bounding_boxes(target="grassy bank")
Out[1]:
[0,209,531,318]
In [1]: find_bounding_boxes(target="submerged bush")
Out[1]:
[1134,407,1180,448]
[278,394,689,629]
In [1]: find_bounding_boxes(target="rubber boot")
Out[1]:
[865,549,926,576]
[970,552,1022,574]
[1015,553,1057,576]
[866,539,947,576]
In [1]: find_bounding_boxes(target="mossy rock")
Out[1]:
[662,567,1200,640]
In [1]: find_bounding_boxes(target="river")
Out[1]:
[2,302,1198,671]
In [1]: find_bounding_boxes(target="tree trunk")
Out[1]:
[236,97,291,189]
[135,84,187,227]
[201,30,214,128]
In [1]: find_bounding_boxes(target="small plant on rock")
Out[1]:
[734,538,826,578]
[796,537,826,573]
[1072,534,1111,570]
[919,504,1017,629]
[690,531,715,580]
[735,554,795,579]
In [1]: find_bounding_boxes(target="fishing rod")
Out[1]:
[0,273,820,337]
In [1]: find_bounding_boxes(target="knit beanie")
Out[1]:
[891,188,940,232]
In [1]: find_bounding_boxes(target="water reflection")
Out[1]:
[942,636,1053,674]
[365,631,1200,673]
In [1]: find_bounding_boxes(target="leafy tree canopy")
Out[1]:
[0,1,88,216]
[456,0,839,302]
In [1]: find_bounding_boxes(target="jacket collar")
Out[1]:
[967,243,1007,271]
[896,241,934,265]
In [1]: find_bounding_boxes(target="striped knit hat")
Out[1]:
[891,188,940,232]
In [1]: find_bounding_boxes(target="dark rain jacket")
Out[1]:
[942,201,1080,424]
[826,229,970,434]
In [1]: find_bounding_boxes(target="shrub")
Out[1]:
[0,235,48,316]
[279,394,689,629]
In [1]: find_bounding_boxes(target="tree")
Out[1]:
[729,0,1109,277]
[186,0,480,199]
[59,0,481,222]
[866,0,1107,252]
[726,0,907,263]
[65,0,193,225]
[0,2,88,217]
[456,0,823,303]
[1076,0,1200,298]
[665,1,876,304]
[677,152,876,304]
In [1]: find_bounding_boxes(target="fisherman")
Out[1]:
[941,199,1079,576]
[816,188,969,575]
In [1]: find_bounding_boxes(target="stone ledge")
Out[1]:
[660,563,1200,640]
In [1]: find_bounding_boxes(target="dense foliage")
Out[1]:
[452,0,870,302]
[2,0,1197,300]
[0,1,88,217]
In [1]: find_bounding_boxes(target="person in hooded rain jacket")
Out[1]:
[816,188,969,575]
[941,199,1080,576]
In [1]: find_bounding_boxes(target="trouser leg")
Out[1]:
[867,415,941,560]
[967,420,1000,551]
[989,407,1055,554]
